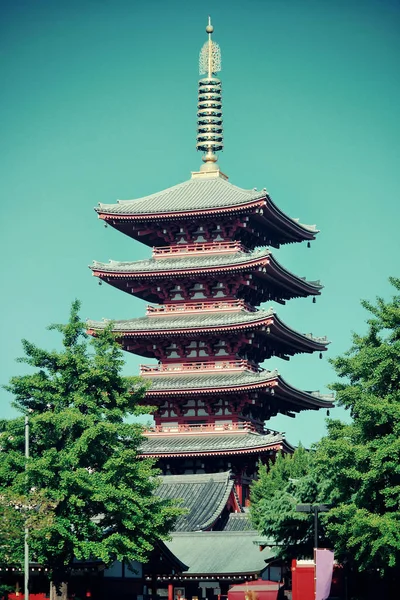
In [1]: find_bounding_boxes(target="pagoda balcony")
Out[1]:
[144,420,280,436]
[139,359,263,376]
[152,241,246,258]
[146,299,256,315]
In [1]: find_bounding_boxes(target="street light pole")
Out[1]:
[24,415,29,600]
[313,505,319,549]
[295,503,330,550]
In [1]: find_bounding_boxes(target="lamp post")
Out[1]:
[24,415,30,600]
[295,504,330,549]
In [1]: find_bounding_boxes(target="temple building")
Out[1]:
[88,17,333,598]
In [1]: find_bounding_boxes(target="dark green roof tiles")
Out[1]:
[97,177,263,215]
[95,175,318,239]
[91,247,270,273]
[155,471,234,531]
[141,431,286,456]
[86,308,329,348]
[87,307,274,332]
[164,531,275,575]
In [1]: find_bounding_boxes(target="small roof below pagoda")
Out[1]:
[164,531,274,576]
[155,471,236,531]
[221,512,254,532]
[141,430,288,457]
[96,175,318,245]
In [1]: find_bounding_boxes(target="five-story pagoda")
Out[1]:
[88,18,333,505]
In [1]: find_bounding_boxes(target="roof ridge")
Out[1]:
[158,471,231,484]
[114,177,265,206]
[91,247,270,270]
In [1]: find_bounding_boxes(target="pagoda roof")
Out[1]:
[87,308,329,355]
[164,531,274,576]
[155,471,236,531]
[141,430,288,458]
[96,174,318,244]
[92,247,270,274]
[142,370,334,411]
[90,247,322,301]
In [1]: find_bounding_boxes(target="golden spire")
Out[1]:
[196,17,223,172]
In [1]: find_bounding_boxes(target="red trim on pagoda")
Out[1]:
[146,299,255,315]
[145,420,276,435]
[140,359,262,376]
[98,198,266,221]
[153,241,244,257]
[140,446,285,458]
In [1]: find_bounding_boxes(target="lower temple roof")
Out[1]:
[221,512,254,532]
[155,471,235,531]
[141,430,288,457]
[164,531,274,576]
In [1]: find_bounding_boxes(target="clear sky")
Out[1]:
[1,0,399,447]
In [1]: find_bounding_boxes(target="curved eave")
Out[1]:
[95,197,266,222]
[90,253,322,297]
[140,442,286,459]
[90,252,270,278]
[144,375,335,410]
[265,254,322,296]
[261,195,319,242]
[96,194,317,241]
[87,314,329,354]
[87,318,272,342]
[270,313,329,353]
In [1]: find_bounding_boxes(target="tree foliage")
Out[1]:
[315,277,400,574]
[1,301,181,592]
[250,446,328,559]
[251,278,400,580]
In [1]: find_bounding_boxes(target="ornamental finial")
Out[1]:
[196,17,223,172]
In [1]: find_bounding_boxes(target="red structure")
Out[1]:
[88,165,333,505]
[87,17,334,595]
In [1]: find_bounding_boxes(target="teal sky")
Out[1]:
[1,0,400,447]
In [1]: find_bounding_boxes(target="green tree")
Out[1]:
[251,278,400,593]
[314,277,400,578]
[1,301,181,599]
[250,446,327,559]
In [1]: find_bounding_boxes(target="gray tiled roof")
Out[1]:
[91,247,270,273]
[221,512,254,532]
[165,531,275,575]
[86,308,328,348]
[143,371,334,408]
[97,177,262,214]
[141,431,285,456]
[96,176,316,232]
[88,308,274,332]
[144,369,271,390]
[155,471,234,531]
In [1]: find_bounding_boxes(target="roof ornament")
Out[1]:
[196,17,223,173]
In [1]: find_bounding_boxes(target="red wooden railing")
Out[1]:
[139,359,262,375]
[145,421,281,436]
[146,299,255,315]
[153,241,245,257]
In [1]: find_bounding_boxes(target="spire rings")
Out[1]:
[197,76,223,154]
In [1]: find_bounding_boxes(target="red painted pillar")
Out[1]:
[168,582,174,600]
